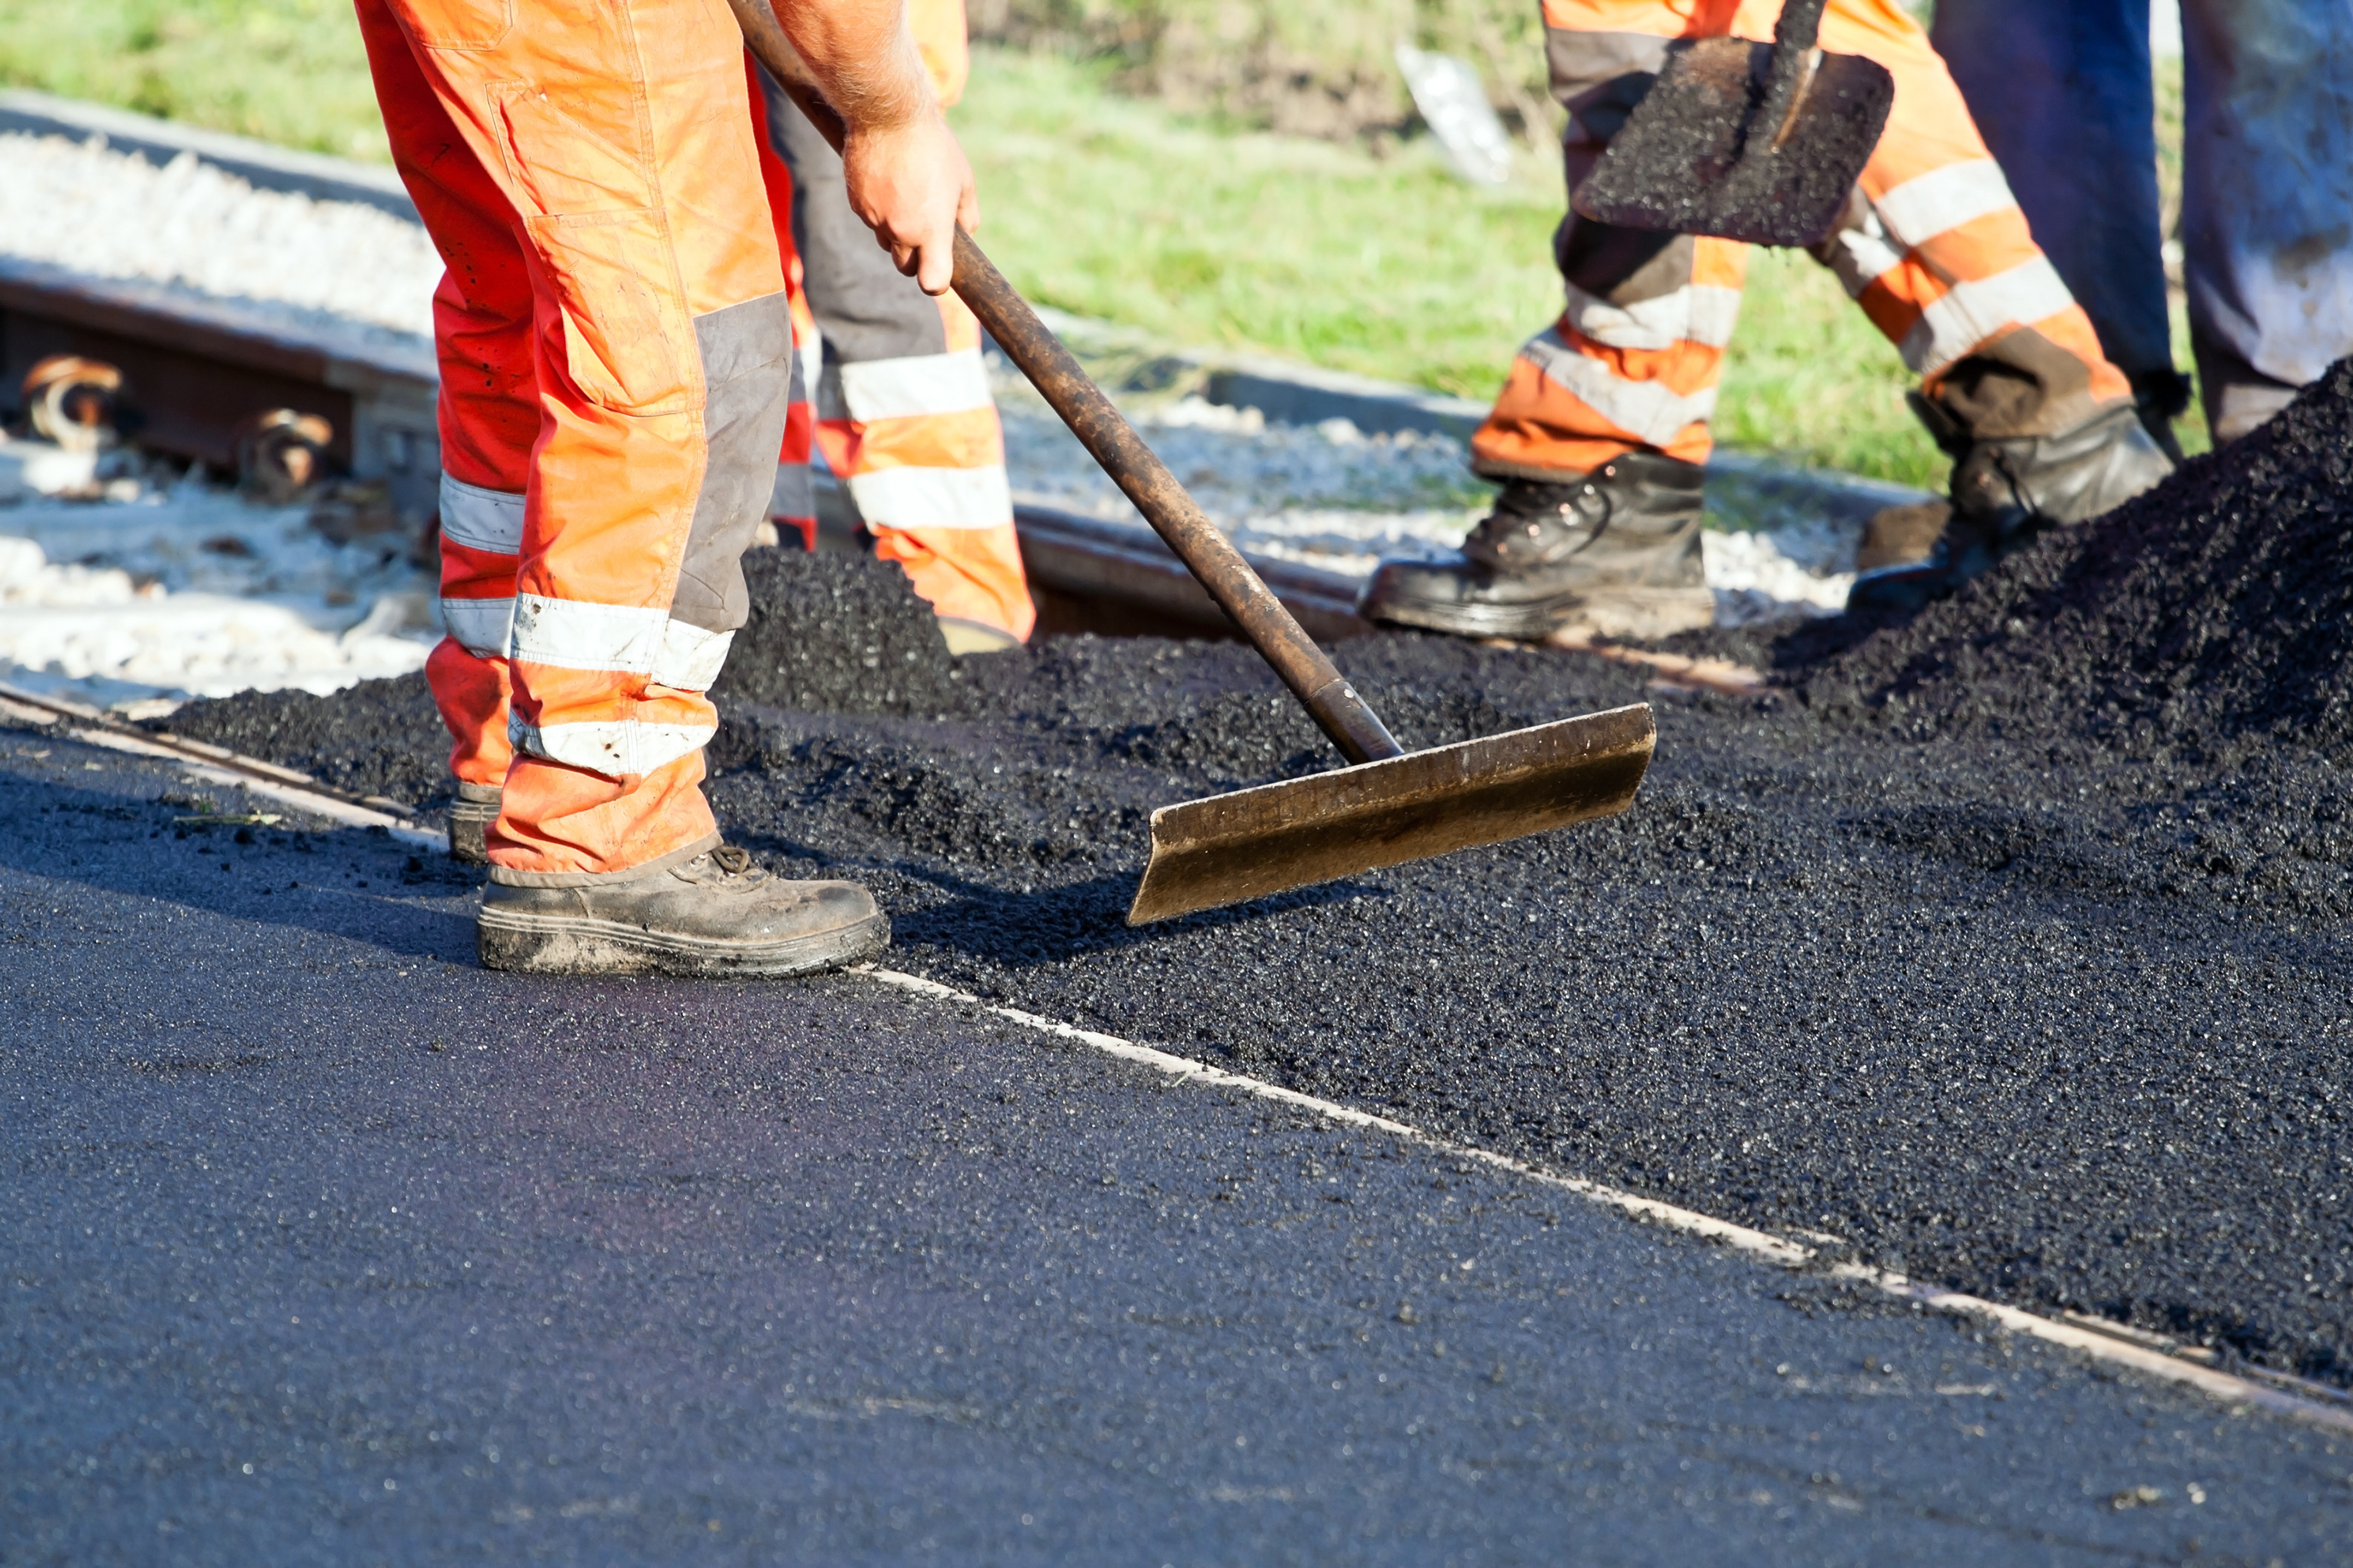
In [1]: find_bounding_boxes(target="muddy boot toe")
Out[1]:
[477,841,889,977]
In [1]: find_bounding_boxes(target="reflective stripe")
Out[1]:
[837,346,993,421]
[648,619,734,692]
[1900,257,2078,375]
[438,474,525,554]
[1820,205,1907,301]
[440,596,515,658]
[508,594,668,674]
[845,464,1013,529]
[1518,328,1717,447]
[1871,159,2018,251]
[508,713,713,777]
[1563,282,1743,351]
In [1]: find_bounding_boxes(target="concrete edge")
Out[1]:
[0,88,418,221]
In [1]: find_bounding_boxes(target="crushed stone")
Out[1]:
[0,131,440,350]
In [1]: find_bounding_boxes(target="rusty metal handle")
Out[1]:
[728,0,1402,766]
[948,235,1402,764]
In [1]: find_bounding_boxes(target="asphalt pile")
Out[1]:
[154,385,2353,1387]
[1806,357,2353,762]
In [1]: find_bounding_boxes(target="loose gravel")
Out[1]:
[158,358,2353,1385]
[0,131,440,351]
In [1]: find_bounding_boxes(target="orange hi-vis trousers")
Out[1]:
[360,0,792,878]
[753,0,1035,645]
[1474,0,2135,481]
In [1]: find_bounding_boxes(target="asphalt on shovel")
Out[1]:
[730,1,1655,924]
[1571,0,1894,247]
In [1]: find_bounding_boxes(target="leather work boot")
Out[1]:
[447,780,501,865]
[1358,452,1713,641]
[1848,396,2173,614]
[477,842,889,977]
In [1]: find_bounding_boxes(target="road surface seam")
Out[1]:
[858,964,2353,1437]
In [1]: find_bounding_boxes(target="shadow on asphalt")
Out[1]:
[2,762,478,964]
[886,865,1379,969]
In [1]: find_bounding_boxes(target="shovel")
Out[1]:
[729,2,1655,924]
[1571,0,1893,248]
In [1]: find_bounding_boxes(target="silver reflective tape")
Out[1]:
[843,464,1013,530]
[438,474,526,554]
[439,596,516,658]
[648,620,734,692]
[1518,327,1717,446]
[507,594,667,674]
[837,347,993,421]
[1901,257,2075,376]
[507,713,714,777]
[1871,159,2018,251]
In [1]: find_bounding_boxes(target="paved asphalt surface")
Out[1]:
[5,722,2351,1565]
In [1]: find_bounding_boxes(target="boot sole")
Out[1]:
[1366,587,1716,642]
[476,906,891,977]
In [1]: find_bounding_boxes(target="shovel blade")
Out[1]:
[1573,38,1893,247]
[1127,704,1655,925]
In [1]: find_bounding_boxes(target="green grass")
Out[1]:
[2,8,2205,486]
[0,0,390,161]
[955,48,1944,484]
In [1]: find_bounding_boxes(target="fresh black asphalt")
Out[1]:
[6,722,2351,1563]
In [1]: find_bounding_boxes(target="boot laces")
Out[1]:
[709,845,754,876]
[1467,480,1612,568]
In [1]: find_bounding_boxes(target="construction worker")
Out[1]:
[359,0,973,975]
[753,0,1035,654]
[1935,0,2353,448]
[1359,0,2178,637]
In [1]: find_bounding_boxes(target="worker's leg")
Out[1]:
[366,0,789,880]
[361,0,886,974]
[1798,0,2174,609]
[2180,0,2353,441]
[1931,0,2184,438]
[758,70,1035,651]
[356,0,535,863]
[1363,8,1732,640]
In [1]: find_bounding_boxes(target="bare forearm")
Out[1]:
[770,0,934,134]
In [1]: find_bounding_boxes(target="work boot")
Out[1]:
[477,841,889,977]
[1848,397,2173,614]
[448,780,500,866]
[1358,452,1713,640]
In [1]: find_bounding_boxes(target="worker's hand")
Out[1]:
[842,109,978,295]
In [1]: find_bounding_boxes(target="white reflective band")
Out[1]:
[649,620,733,692]
[1563,283,1743,352]
[798,335,822,404]
[507,594,668,674]
[438,474,526,554]
[1518,328,1716,448]
[508,714,713,777]
[1819,205,1906,300]
[837,347,994,422]
[440,595,516,658]
[1871,159,2018,251]
[845,464,1014,530]
[1900,257,2077,376]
